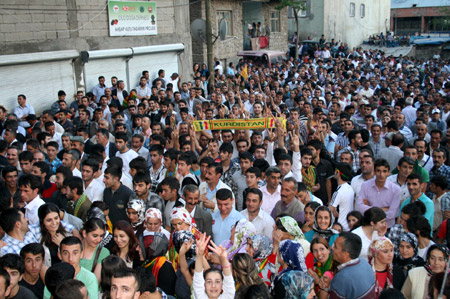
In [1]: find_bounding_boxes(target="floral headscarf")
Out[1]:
[170,207,193,229]
[173,230,197,260]
[280,216,311,256]
[280,271,314,299]
[368,237,394,296]
[145,208,163,222]
[425,244,450,275]
[279,239,307,272]
[127,199,146,229]
[249,235,273,261]
[227,219,256,260]
[398,232,419,260]
[280,216,306,241]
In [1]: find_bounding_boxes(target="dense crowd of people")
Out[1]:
[0,38,448,299]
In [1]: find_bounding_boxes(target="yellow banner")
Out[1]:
[193,117,285,131]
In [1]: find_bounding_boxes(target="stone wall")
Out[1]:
[190,0,288,66]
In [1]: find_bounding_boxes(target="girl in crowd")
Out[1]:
[86,206,114,250]
[232,253,270,298]
[193,233,235,299]
[307,237,336,299]
[245,235,274,287]
[80,217,110,282]
[111,220,141,268]
[272,239,315,299]
[30,203,78,267]
[346,210,362,230]
[352,207,387,261]
[402,244,450,299]
[368,237,395,297]
[192,63,200,79]
[393,232,425,290]
[302,202,321,233]
[304,206,338,246]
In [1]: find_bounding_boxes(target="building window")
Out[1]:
[217,11,232,36]
[299,0,307,17]
[270,11,280,32]
[360,4,365,18]
[350,3,355,17]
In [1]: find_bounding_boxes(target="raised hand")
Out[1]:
[196,233,211,256]
[208,240,227,261]
[179,239,194,256]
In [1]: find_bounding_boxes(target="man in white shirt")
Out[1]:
[259,167,282,214]
[115,132,139,182]
[14,94,35,128]
[241,188,274,240]
[18,174,45,225]
[62,149,82,178]
[82,159,105,203]
[330,162,355,231]
[351,153,375,202]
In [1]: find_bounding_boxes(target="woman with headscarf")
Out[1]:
[275,216,311,256]
[168,207,200,270]
[246,235,275,287]
[144,208,170,239]
[393,232,425,290]
[368,237,395,298]
[221,219,256,261]
[126,198,146,236]
[142,228,176,296]
[272,239,316,299]
[402,244,450,299]
[304,206,339,246]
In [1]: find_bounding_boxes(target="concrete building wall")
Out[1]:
[0,0,193,85]
[323,0,390,48]
[297,0,325,41]
[296,0,390,48]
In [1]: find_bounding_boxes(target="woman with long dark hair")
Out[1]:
[351,207,387,261]
[30,203,77,267]
[111,220,141,268]
[80,217,110,282]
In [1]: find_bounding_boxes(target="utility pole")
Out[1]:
[205,0,214,88]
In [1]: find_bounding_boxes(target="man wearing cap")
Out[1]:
[428,108,447,132]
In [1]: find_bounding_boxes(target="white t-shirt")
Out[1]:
[352,226,379,261]
[116,149,139,181]
[330,183,355,231]
[418,240,435,260]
